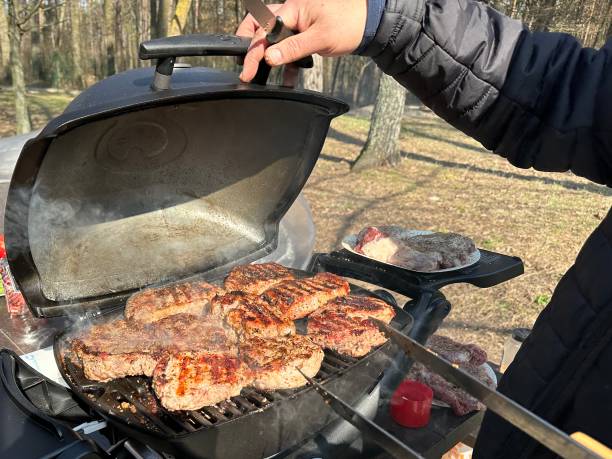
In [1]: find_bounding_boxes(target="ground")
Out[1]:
[1,90,610,363]
[308,109,611,362]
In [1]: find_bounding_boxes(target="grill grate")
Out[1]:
[57,338,373,436]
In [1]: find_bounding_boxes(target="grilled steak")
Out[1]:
[261,272,350,320]
[307,295,395,357]
[426,334,487,366]
[407,233,476,268]
[211,292,295,339]
[240,335,324,390]
[224,262,295,295]
[152,352,250,411]
[125,280,223,323]
[73,314,237,382]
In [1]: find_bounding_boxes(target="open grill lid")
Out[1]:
[4,34,348,318]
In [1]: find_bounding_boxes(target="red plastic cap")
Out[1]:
[390,379,433,428]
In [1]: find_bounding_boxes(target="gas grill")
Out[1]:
[0,33,526,459]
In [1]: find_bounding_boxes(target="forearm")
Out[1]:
[361,0,612,186]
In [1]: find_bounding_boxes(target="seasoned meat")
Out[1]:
[210,292,295,339]
[152,314,239,353]
[125,280,223,323]
[152,352,250,411]
[307,295,395,357]
[426,335,487,366]
[406,233,476,269]
[261,272,350,320]
[408,361,495,416]
[240,335,324,390]
[354,226,387,252]
[72,314,237,382]
[318,295,396,322]
[224,262,295,295]
[78,352,158,382]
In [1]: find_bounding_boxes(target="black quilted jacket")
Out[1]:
[361,0,612,457]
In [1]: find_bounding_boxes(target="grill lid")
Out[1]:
[5,34,348,317]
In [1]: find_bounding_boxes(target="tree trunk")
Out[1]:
[302,53,323,92]
[0,2,10,75]
[104,0,116,75]
[170,0,192,36]
[6,0,31,134]
[352,74,406,172]
[157,0,170,37]
[69,0,84,88]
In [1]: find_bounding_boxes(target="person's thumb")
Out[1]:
[264,29,321,66]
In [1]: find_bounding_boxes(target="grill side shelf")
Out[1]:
[310,249,523,294]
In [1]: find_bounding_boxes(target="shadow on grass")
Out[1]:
[325,128,612,197]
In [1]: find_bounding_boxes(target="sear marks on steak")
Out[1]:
[426,334,487,366]
[240,335,324,390]
[152,352,250,411]
[73,314,238,382]
[406,233,476,269]
[261,272,350,320]
[224,262,295,295]
[408,361,495,416]
[125,280,223,323]
[210,292,295,339]
[307,295,396,357]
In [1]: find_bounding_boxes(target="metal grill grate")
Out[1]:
[58,342,361,436]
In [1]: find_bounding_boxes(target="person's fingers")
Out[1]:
[235,13,259,38]
[264,28,323,66]
[239,29,268,82]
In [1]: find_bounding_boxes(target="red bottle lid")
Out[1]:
[390,379,433,428]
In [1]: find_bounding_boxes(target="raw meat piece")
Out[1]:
[427,335,487,366]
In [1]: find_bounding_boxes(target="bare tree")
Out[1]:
[0,2,9,75]
[352,74,406,171]
[302,53,323,92]
[6,0,42,134]
[68,0,83,87]
[170,0,192,36]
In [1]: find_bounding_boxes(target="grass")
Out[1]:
[0,88,74,137]
[306,109,611,362]
[0,91,608,363]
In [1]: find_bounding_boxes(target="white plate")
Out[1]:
[431,362,497,408]
[342,227,480,273]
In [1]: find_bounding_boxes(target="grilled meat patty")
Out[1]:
[125,280,223,323]
[211,292,295,338]
[224,262,295,295]
[152,352,250,411]
[240,335,324,390]
[307,295,396,357]
[73,314,237,382]
[261,272,350,320]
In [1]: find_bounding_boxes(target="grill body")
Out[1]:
[54,281,413,459]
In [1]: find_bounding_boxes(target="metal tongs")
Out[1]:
[301,321,610,458]
[372,320,605,459]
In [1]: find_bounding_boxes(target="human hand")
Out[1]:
[236,0,367,82]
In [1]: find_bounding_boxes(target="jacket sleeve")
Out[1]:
[361,0,612,186]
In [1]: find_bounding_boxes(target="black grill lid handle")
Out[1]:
[139,33,305,89]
